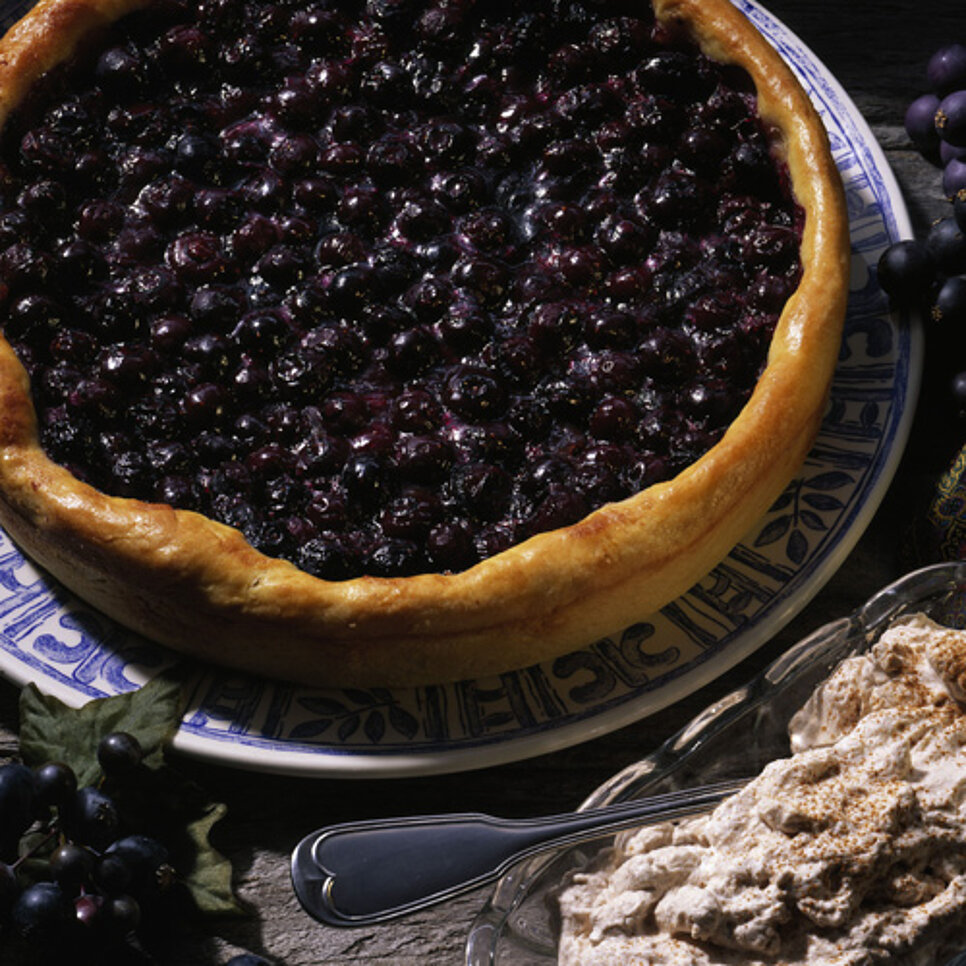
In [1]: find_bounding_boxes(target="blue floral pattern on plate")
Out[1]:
[0,0,920,776]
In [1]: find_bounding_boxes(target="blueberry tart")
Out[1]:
[0,0,849,685]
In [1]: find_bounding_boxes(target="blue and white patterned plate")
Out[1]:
[0,0,920,776]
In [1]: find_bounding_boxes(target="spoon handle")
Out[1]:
[290,777,746,926]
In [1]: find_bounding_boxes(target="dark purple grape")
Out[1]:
[103,893,141,934]
[33,760,77,811]
[64,785,120,850]
[96,731,144,776]
[936,90,966,147]
[932,274,966,326]
[876,240,934,302]
[226,954,273,966]
[926,217,966,274]
[928,44,966,96]
[950,369,966,416]
[104,835,175,903]
[905,93,941,155]
[48,842,95,893]
[0,860,18,919]
[945,158,966,198]
[941,140,966,165]
[10,881,73,941]
[73,892,104,929]
[955,189,966,232]
[0,763,36,859]
[93,851,134,896]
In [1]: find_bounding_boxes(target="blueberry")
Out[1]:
[876,240,935,302]
[454,463,512,520]
[446,367,507,419]
[589,396,637,440]
[269,133,318,173]
[298,534,356,581]
[159,24,212,74]
[420,119,474,164]
[527,301,584,354]
[341,455,387,508]
[240,166,288,211]
[328,264,376,312]
[18,179,66,219]
[139,175,193,227]
[528,488,589,535]
[321,392,367,435]
[256,244,308,287]
[393,435,453,483]
[380,489,442,539]
[427,520,477,571]
[367,538,424,577]
[387,326,439,375]
[367,136,422,185]
[95,46,146,92]
[432,169,487,213]
[305,61,354,102]
[174,132,219,179]
[292,175,337,212]
[396,198,449,241]
[0,242,50,291]
[329,104,378,142]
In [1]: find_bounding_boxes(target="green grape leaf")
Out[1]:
[183,801,247,917]
[17,673,247,919]
[18,672,187,787]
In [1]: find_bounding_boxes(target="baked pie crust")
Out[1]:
[0,0,849,686]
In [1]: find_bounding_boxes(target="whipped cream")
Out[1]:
[557,614,966,965]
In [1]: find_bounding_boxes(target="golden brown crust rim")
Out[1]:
[0,0,850,686]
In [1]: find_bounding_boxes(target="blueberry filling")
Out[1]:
[0,0,803,580]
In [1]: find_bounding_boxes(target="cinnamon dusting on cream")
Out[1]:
[557,614,966,965]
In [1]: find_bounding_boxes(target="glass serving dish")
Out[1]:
[465,560,966,965]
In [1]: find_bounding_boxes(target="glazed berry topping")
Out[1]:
[0,0,802,580]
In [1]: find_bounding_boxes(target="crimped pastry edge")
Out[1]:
[0,0,850,686]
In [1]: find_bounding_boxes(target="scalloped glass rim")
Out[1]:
[465,562,966,965]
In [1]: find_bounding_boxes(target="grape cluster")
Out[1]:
[905,43,966,190]
[879,42,966,414]
[0,734,270,965]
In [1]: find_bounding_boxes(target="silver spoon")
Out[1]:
[290,777,747,927]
